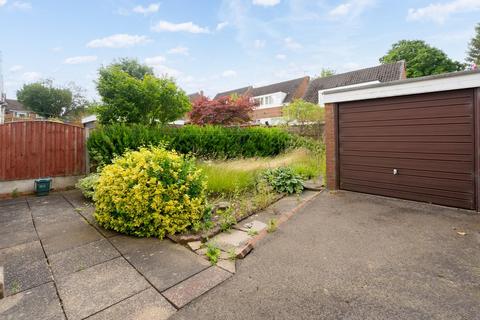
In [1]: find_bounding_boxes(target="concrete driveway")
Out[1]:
[173,191,480,320]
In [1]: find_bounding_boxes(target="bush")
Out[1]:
[76,173,99,199]
[261,167,304,194]
[94,146,207,238]
[87,124,295,166]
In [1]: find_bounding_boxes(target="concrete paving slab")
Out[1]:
[111,236,210,292]
[75,207,119,238]
[40,220,103,256]
[163,266,232,308]
[0,197,27,208]
[61,190,88,208]
[0,203,30,223]
[0,218,37,250]
[49,239,120,279]
[0,241,51,296]
[235,220,267,233]
[0,282,65,320]
[217,259,236,274]
[210,229,252,252]
[57,257,150,320]
[87,288,176,320]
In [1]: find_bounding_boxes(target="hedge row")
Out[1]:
[87,124,301,165]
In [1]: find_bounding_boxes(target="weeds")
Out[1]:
[206,243,221,265]
[267,218,278,233]
[227,248,237,261]
[218,207,237,232]
[247,229,259,236]
[11,188,19,198]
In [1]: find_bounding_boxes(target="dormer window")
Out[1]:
[255,95,273,106]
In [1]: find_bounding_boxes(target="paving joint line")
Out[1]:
[26,197,69,320]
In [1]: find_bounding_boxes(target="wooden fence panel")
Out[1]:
[0,121,86,181]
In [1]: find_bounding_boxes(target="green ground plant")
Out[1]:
[261,167,304,194]
[76,173,100,199]
[206,243,221,265]
[267,218,278,233]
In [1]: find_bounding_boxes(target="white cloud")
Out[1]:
[284,37,302,50]
[0,0,7,7]
[9,65,23,72]
[222,70,237,77]
[64,56,98,65]
[276,54,287,60]
[151,21,209,34]
[11,1,30,10]
[252,0,280,7]
[144,55,166,66]
[87,34,151,48]
[133,3,159,15]
[22,72,41,82]
[52,46,63,52]
[216,21,229,31]
[329,0,375,18]
[254,39,266,48]
[407,0,480,23]
[167,46,189,55]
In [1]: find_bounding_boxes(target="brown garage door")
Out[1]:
[338,89,475,209]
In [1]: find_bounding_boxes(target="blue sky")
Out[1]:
[1,0,479,99]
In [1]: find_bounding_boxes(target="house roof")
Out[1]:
[188,92,203,103]
[5,99,30,112]
[303,61,406,104]
[251,76,310,103]
[214,86,253,99]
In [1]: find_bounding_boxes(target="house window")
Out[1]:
[14,112,28,118]
[255,96,273,106]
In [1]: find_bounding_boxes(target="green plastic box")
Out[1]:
[34,178,52,196]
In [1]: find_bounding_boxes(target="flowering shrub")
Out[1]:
[94,146,207,238]
[188,95,257,125]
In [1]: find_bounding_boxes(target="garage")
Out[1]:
[323,70,480,210]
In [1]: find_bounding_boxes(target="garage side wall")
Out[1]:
[325,103,339,190]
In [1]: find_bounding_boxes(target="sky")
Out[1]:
[1,0,479,100]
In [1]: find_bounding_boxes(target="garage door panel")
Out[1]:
[340,169,473,194]
[340,90,473,112]
[340,155,472,174]
[340,141,473,155]
[340,116,472,128]
[338,89,475,209]
[340,135,473,143]
[341,164,472,181]
[340,182,474,209]
[340,123,472,137]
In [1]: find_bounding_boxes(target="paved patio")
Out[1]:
[0,190,232,320]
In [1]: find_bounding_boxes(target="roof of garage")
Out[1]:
[322,69,480,104]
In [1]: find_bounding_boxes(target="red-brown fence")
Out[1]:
[0,121,86,181]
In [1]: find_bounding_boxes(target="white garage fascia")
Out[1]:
[322,70,480,104]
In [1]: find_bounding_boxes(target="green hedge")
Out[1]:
[87,124,298,165]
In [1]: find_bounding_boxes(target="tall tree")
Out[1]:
[466,23,480,66]
[283,99,324,133]
[109,58,154,80]
[96,61,190,125]
[380,40,465,78]
[320,68,336,78]
[16,80,86,118]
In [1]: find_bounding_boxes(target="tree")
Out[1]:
[16,80,86,118]
[96,62,190,125]
[466,23,480,66]
[380,40,465,78]
[283,99,324,133]
[189,95,257,125]
[320,68,336,78]
[109,57,154,80]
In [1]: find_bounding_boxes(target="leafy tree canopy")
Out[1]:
[283,99,324,125]
[380,40,465,78]
[466,23,480,66]
[320,68,336,78]
[189,95,257,125]
[108,57,154,80]
[16,80,87,118]
[96,61,191,125]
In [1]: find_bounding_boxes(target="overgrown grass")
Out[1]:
[199,148,322,195]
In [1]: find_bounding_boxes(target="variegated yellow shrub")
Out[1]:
[94,146,207,238]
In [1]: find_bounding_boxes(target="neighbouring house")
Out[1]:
[251,77,310,125]
[0,99,43,124]
[211,62,406,125]
[303,61,406,106]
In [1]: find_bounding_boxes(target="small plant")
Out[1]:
[206,243,221,265]
[218,207,237,232]
[10,279,21,294]
[227,248,237,261]
[253,180,277,210]
[11,188,19,198]
[76,173,100,200]
[261,167,304,194]
[247,229,259,236]
[267,218,278,233]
